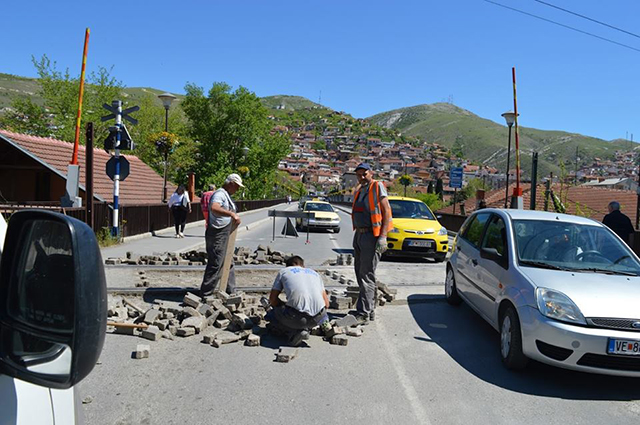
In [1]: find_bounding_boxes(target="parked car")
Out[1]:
[0,211,107,423]
[384,196,448,262]
[446,208,640,376]
[296,201,341,233]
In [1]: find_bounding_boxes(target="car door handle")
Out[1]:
[472,259,478,266]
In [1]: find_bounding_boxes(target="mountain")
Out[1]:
[260,95,325,111]
[368,103,628,177]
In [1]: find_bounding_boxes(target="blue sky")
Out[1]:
[3,0,640,141]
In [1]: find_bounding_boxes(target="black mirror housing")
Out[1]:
[0,210,107,389]
[480,247,509,269]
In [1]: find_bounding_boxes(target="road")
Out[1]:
[81,204,640,425]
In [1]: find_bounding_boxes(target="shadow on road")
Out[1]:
[407,294,640,401]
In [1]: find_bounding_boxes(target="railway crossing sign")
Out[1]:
[106,156,130,181]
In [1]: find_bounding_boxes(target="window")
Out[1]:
[481,215,507,257]
[461,212,490,248]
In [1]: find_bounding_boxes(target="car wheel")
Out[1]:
[334,227,341,234]
[445,267,462,305]
[500,306,529,370]
[434,253,446,263]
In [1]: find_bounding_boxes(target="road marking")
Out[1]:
[376,318,432,425]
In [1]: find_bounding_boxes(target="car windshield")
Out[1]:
[389,200,436,220]
[305,203,334,212]
[513,219,640,275]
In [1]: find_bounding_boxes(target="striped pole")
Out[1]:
[71,28,90,165]
[112,100,122,237]
[511,67,523,208]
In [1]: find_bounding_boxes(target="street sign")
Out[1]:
[102,103,139,125]
[106,156,130,181]
[450,167,463,189]
[104,125,134,151]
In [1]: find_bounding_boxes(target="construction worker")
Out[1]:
[351,163,392,324]
[266,255,330,346]
[201,184,216,228]
[200,174,243,295]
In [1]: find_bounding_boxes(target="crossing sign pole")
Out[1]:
[113,100,122,237]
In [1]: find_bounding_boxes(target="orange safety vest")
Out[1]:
[351,180,392,237]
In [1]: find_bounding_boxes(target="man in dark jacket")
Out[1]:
[603,201,635,245]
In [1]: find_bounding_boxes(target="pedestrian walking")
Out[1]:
[351,163,393,324]
[201,184,216,228]
[603,201,635,245]
[200,174,244,295]
[168,185,191,238]
[265,255,330,346]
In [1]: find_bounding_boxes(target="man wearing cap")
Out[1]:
[351,163,393,324]
[200,174,244,295]
[200,184,217,228]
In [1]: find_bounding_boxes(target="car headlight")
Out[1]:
[389,227,400,233]
[438,227,447,236]
[536,288,586,325]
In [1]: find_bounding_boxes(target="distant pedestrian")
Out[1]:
[201,184,216,228]
[168,185,191,238]
[351,163,393,324]
[287,195,292,204]
[200,174,244,295]
[603,201,635,245]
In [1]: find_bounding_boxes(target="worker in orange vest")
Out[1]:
[351,163,393,324]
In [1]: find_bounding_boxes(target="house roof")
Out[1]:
[0,129,177,205]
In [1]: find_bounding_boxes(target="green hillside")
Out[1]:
[260,95,324,111]
[368,103,627,177]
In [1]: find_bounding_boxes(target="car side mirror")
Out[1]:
[480,247,508,269]
[0,210,107,389]
[436,215,442,220]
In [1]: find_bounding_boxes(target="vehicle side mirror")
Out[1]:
[436,215,442,220]
[0,210,107,389]
[480,247,508,269]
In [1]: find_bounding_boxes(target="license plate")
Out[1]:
[607,339,640,356]
[408,240,432,247]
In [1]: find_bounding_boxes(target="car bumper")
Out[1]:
[519,306,640,377]
[386,236,448,257]
[304,220,340,229]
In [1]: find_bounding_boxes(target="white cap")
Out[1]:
[225,173,245,188]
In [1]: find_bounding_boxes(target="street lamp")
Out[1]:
[501,110,517,208]
[158,93,177,202]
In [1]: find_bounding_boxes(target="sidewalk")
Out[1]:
[101,202,292,259]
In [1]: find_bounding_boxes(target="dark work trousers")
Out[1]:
[200,223,236,295]
[353,231,380,316]
[268,305,328,334]
[172,207,187,234]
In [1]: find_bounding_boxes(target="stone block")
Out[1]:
[215,291,230,302]
[335,314,358,328]
[225,296,243,307]
[160,301,183,315]
[198,304,214,317]
[330,335,349,346]
[332,271,339,280]
[134,344,150,359]
[181,316,207,333]
[161,330,174,340]
[214,319,230,328]
[202,334,217,344]
[167,325,178,335]
[346,327,363,337]
[141,326,162,341]
[152,319,169,331]
[324,326,344,339]
[257,244,268,252]
[143,309,162,325]
[325,269,332,276]
[245,334,260,347]
[231,313,254,330]
[183,292,201,309]
[207,310,221,326]
[182,306,201,318]
[176,327,196,337]
[378,298,386,306]
[339,275,347,284]
[275,347,299,363]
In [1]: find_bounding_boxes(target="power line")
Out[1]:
[533,0,640,40]
[483,0,640,53]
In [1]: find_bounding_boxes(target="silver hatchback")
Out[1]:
[446,209,640,377]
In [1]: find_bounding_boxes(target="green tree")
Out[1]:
[2,55,123,142]
[181,82,291,198]
[312,140,326,151]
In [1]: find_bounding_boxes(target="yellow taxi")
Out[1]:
[296,200,342,233]
[385,196,448,262]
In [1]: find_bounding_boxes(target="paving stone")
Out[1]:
[163,312,175,320]
[332,271,340,279]
[134,344,150,359]
[143,309,162,325]
[159,301,183,315]
[141,326,162,341]
[176,327,196,337]
[245,334,260,346]
[231,313,254,330]
[325,269,332,276]
[339,275,347,284]
[161,330,174,340]
[225,296,243,307]
[181,316,207,333]
[198,304,214,317]
[215,291,230,302]
[346,327,363,337]
[183,292,201,309]
[215,319,230,328]
[256,244,268,252]
[275,347,299,363]
[202,334,217,344]
[324,326,344,339]
[330,335,349,346]
[182,306,202,318]
[167,325,178,336]
[335,314,358,328]
[152,319,169,331]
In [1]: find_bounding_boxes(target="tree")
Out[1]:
[427,181,434,194]
[1,55,123,142]
[399,174,413,197]
[181,82,291,198]
[435,178,444,200]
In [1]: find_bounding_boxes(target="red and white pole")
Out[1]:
[511,67,523,209]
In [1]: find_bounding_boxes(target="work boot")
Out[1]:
[289,330,310,347]
[369,311,376,322]
[354,313,369,326]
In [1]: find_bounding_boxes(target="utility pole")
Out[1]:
[575,146,579,185]
[530,152,538,210]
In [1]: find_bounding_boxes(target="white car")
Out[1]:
[0,212,107,424]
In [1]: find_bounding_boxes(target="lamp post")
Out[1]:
[158,93,177,202]
[501,111,517,208]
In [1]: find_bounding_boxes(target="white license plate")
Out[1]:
[607,339,640,356]
[408,240,432,247]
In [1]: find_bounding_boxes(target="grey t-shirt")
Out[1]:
[353,181,388,228]
[209,188,236,229]
[271,266,326,316]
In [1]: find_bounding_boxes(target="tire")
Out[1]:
[444,267,462,305]
[433,253,446,263]
[334,227,341,234]
[500,306,529,370]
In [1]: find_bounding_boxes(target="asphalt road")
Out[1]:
[82,203,640,425]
